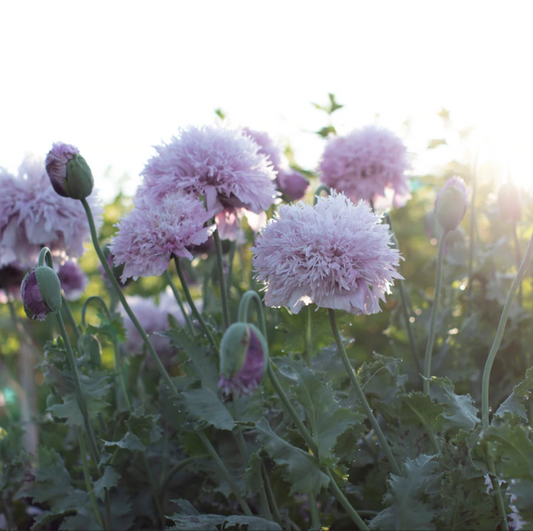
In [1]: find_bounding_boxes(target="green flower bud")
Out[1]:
[35,265,63,313]
[78,334,102,367]
[435,176,468,231]
[66,155,94,199]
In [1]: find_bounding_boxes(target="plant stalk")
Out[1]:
[163,270,195,335]
[213,228,231,329]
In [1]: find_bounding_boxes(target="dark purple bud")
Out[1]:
[21,270,52,321]
[57,260,87,300]
[277,169,309,202]
[218,323,267,396]
[45,142,94,199]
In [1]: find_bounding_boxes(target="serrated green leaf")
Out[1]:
[103,410,162,452]
[371,454,438,530]
[255,418,329,494]
[86,312,126,343]
[431,378,479,432]
[277,359,363,467]
[401,392,444,432]
[182,386,235,431]
[93,466,120,501]
[495,366,533,420]
[165,513,282,530]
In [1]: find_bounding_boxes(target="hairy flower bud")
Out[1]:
[218,323,267,396]
[79,334,102,367]
[435,176,468,231]
[45,142,94,199]
[21,266,62,321]
[498,182,521,223]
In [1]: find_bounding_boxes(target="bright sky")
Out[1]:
[1,1,532,202]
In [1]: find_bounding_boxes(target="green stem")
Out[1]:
[326,469,369,531]
[159,455,208,497]
[482,229,533,428]
[61,293,80,342]
[112,337,131,411]
[313,185,331,205]
[384,213,422,373]
[141,453,165,529]
[227,241,237,300]
[213,228,231,329]
[328,309,401,476]
[238,290,267,336]
[78,428,105,529]
[173,257,219,355]
[513,222,523,307]
[56,311,101,465]
[308,492,320,530]
[423,230,449,395]
[163,270,195,335]
[485,442,509,530]
[198,431,253,516]
[262,462,282,525]
[305,306,313,367]
[81,198,177,396]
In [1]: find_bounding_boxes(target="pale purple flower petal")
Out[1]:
[319,125,410,207]
[252,191,402,315]
[44,142,79,197]
[0,157,102,269]
[111,192,215,282]
[138,125,277,240]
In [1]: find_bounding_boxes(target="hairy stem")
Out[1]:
[329,309,401,476]
[213,228,231,329]
[163,270,195,335]
[423,230,449,395]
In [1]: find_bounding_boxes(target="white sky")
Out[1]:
[1,1,532,201]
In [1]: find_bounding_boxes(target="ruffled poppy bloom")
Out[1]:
[252,192,402,315]
[242,127,309,201]
[0,157,101,269]
[318,125,410,208]
[137,125,277,239]
[111,191,215,282]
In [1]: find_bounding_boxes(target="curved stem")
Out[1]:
[61,293,80,342]
[78,428,105,529]
[384,213,422,373]
[213,228,231,329]
[198,431,253,516]
[81,198,177,395]
[238,290,267,336]
[163,270,195,335]
[313,185,331,205]
[423,230,449,395]
[56,311,101,465]
[173,257,219,355]
[81,296,112,325]
[482,229,533,428]
[325,469,369,531]
[38,247,54,268]
[328,309,401,476]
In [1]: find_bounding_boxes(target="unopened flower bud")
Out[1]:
[277,169,309,202]
[218,323,267,396]
[498,182,521,223]
[435,176,468,231]
[45,142,94,199]
[21,266,62,321]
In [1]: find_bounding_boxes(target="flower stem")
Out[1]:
[163,270,195,335]
[384,213,422,373]
[262,462,282,525]
[328,309,401,476]
[423,230,449,395]
[308,492,320,530]
[513,222,523,307]
[482,229,533,428]
[78,427,105,529]
[159,455,208,497]
[313,185,331,205]
[80,198,177,395]
[213,228,231,329]
[305,306,313,367]
[485,442,509,530]
[61,293,80,342]
[55,311,101,465]
[466,154,478,313]
[173,256,219,355]
[326,469,369,531]
[227,241,236,300]
[198,431,253,516]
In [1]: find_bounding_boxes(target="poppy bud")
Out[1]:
[277,169,309,202]
[21,266,62,321]
[218,323,267,396]
[45,142,94,199]
[435,176,468,231]
[497,182,521,223]
[79,334,102,367]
